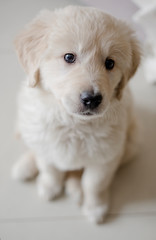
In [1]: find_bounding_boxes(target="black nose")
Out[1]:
[80,91,103,109]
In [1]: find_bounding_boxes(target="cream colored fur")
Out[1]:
[12,6,141,224]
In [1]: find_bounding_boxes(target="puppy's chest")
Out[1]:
[40,118,115,168]
[21,102,108,146]
[37,115,110,155]
[20,100,124,169]
[23,110,110,145]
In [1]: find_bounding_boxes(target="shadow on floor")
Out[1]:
[108,105,156,222]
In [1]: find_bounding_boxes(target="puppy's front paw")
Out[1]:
[83,204,109,224]
[37,173,63,201]
[12,152,38,181]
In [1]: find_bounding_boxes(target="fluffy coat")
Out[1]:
[12,6,141,224]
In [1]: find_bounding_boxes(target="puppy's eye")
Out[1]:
[64,53,76,63]
[105,58,115,70]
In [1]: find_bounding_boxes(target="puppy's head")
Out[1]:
[15,6,141,119]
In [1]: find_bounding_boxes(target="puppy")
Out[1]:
[12,6,141,224]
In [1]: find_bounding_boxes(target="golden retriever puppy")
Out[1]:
[12,6,141,224]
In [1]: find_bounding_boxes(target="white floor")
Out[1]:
[0,1,156,239]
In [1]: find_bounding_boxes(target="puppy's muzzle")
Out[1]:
[80,91,103,110]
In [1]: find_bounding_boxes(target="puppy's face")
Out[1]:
[15,6,141,119]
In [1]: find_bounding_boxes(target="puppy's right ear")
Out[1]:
[14,11,52,87]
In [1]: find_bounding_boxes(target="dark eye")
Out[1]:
[105,58,115,70]
[64,53,76,63]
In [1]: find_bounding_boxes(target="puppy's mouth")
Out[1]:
[62,98,105,119]
[80,110,95,116]
[74,109,102,119]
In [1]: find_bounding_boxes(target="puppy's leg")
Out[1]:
[37,164,65,201]
[12,151,38,181]
[82,162,118,224]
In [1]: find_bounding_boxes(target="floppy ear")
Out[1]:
[14,11,52,87]
[116,35,141,100]
[128,37,141,79]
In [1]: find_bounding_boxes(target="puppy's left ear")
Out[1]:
[116,35,141,100]
[14,10,53,87]
[128,37,141,79]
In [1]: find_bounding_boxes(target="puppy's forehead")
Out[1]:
[51,7,118,49]
[48,6,131,63]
